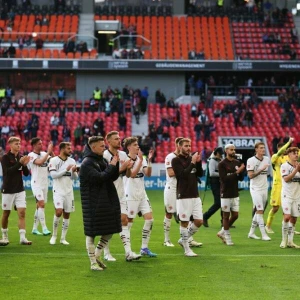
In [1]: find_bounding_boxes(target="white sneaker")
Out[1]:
[188,239,203,247]
[225,234,234,246]
[287,242,300,249]
[163,241,175,247]
[248,233,261,240]
[60,239,69,245]
[262,236,271,241]
[184,249,198,257]
[126,251,142,261]
[280,240,287,248]
[265,226,274,234]
[217,231,226,244]
[50,236,57,245]
[104,253,116,261]
[91,263,103,271]
[294,231,300,235]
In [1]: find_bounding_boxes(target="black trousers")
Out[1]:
[203,179,222,221]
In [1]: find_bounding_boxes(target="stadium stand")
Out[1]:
[149,100,299,163]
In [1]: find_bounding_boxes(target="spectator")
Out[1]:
[198,110,208,125]
[58,105,66,125]
[196,78,204,95]
[288,108,295,127]
[6,19,13,32]
[5,105,15,116]
[197,49,205,60]
[203,121,213,141]
[74,124,82,146]
[135,48,144,59]
[57,87,66,102]
[205,90,214,108]
[188,49,196,60]
[272,135,281,154]
[24,34,32,46]
[191,102,198,118]
[89,97,97,112]
[160,116,170,128]
[213,106,222,118]
[41,17,49,26]
[155,89,166,108]
[8,43,16,58]
[162,129,170,142]
[188,75,195,96]
[243,109,254,127]
[35,36,44,50]
[31,114,39,137]
[5,86,14,101]
[1,99,9,116]
[118,113,127,131]
[35,16,42,25]
[93,117,104,136]
[194,120,202,141]
[66,39,76,53]
[149,128,157,147]
[140,87,149,114]
[1,122,10,137]
[112,48,121,59]
[156,125,163,142]
[50,113,59,126]
[171,117,179,127]
[167,97,176,108]
[17,35,24,50]
[133,107,140,124]
[62,124,71,142]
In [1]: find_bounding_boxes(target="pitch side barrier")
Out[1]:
[0,176,272,191]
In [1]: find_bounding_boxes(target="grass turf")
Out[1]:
[0,189,299,300]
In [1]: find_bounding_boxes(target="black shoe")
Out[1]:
[203,218,209,227]
[230,225,236,228]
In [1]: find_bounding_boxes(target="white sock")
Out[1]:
[163,217,171,242]
[128,222,133,231]
[103,240,111,256]
[32,209,39,231]
[256,214,268,237]
[282,221,289,242]
[180,226,190,252]
[38,208,47,230]
[95,234,112,259]
[288,222,295,244]
[249,214,257,235]
[61,218,69,241]
[86,236,97,265]
[1,228,8,240]
[141,219,153,249]
[119,225,131,254]
[52,215,61,237]
[187,222,199,239]
[19,229,26,241]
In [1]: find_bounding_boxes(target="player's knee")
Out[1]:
[166,212,173,219]
[194,219,202,227]
[38,201,45,208]
[121,214,128,225]
[18,210,26,219]
[56,209,63,217]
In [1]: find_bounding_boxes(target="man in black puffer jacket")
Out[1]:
[79,136,121,271]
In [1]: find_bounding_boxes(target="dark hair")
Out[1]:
[277,142,284,149]
[88,136,104,146]
[59,142,71,150]
[175,137,184,145]
[285,147,299,155]
[30,137,41,146]
[178,138,191,146]
[123,136,138,149]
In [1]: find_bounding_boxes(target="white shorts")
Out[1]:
[127,198,152,219]
[164,185,177,213]
[221,197,239,212]
[281,197,300,217]
[250,188,268,211]
[32,185,48,202]
[176,198,203,221]
[120,197,128,215]
[53,192,74,213]
[2,191,26,210]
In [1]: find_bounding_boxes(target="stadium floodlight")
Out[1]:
[98,30,117,34]
[292,8,297,15]
[297,3,300,10]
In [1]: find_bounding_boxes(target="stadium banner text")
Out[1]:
[1,60,300,71]
[1,176,272,191]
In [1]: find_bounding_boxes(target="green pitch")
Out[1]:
[0,190,299,300]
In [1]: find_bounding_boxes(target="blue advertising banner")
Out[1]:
[0,176,272,191]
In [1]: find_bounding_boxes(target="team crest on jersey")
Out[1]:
[38,195,41,198]
[224,206,227,209]
[272,200,275,204]
[130,210,134,215]
[282,169,286,173]
[285,207,288,211]
[57,202,60,206]
[169,206,173,210]
[235,166,239,170]
[166,162,170,165]
[181,214,186,218]
[3,204,6,207]
[258,205,261,208]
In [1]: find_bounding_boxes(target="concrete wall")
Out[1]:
[76,71,185,101]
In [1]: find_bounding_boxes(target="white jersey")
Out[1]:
[49,156,76,195]
[165,152,177,189]
[103,149,127,200]
[281,162,300,199]
[247,155,270,191]
[28,151,49,188]
[124,156,148,201]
